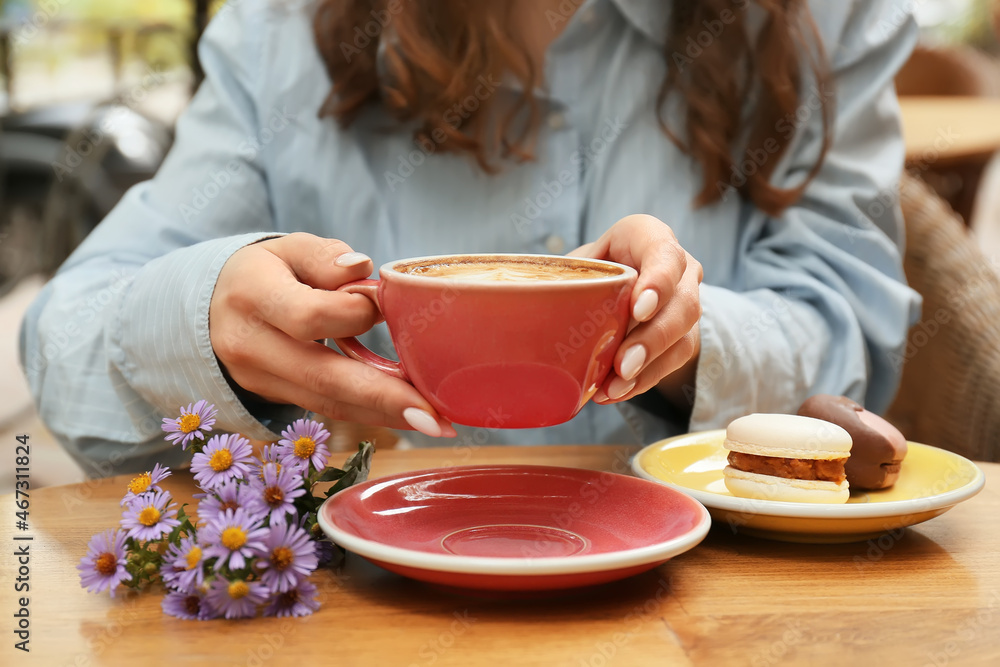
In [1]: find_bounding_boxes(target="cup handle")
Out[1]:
[332,279,408,381]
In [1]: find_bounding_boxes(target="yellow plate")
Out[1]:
[632,430,985,543]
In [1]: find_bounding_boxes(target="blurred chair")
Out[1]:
[895,45,1000,225]
[885,172,1000,462]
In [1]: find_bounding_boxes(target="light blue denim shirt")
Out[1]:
[20,0,921,474]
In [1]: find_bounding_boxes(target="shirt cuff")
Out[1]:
[108,231,295,441]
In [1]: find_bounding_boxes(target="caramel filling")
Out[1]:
[728,451,848,484]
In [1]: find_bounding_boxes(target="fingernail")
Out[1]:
[633,289,658,322]
[440,423,458,438]
[403,407,443,437]
[620,344,646,381]
[592,388,610,404]
[608,376,636,400]
[335,252,371,267]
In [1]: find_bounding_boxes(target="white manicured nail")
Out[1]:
[620,345,646,381]
[403,407,443,437]
[335,252,371,267]
[633,289,658,322]
[592,388,610,404]
[608,377,636,400]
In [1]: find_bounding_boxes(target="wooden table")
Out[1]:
[2,445,998,665]
[898,96,1000,224]
[899,96,1000,164]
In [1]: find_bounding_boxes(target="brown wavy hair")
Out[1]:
[313,0,831,216]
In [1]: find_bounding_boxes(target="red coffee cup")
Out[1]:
[334,253,637,429]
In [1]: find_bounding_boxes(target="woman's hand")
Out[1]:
[210,233,457,437]
[569,214,703,410]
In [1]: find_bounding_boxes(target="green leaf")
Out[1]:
[315,466,346,484]
[325,441,374,497]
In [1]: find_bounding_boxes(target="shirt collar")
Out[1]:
[608,0,671,49]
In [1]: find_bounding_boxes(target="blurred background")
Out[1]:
[1,0,1000,491]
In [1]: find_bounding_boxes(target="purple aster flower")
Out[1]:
[161,535,206,593]
[162,400,217,449]
[162,589,218,620]
[256,443,306,479]
[248,462,307,522]
[263,579,320,617]
[120,463,172,506]
[206,576,268,619]
[196,479,255,522]
[190,434,254,490]
[315,538,341,568]
[120,490,180,542]
[252,521,318,593]
[277,419,331,470]
[78,529,132,597]
[201,508,269,571]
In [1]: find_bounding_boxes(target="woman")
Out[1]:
[20,0,920,474]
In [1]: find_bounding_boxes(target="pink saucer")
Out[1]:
[317,465,711,592]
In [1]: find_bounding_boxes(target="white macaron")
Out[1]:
[722,413,853,504]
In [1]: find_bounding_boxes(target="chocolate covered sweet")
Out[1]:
[797,395,907,490]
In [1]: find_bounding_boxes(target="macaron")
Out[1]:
[723,413,852,504]
[797,394,908,490]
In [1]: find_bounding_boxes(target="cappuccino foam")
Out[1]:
[401,259,617,282]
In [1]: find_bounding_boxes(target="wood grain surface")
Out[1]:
[1,444,997,666]
[900,96,1000,164]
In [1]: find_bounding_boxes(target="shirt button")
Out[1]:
[545,235,566,254]
[547,112,566,130]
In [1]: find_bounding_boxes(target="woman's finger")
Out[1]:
[221,245,379,341]
[263,232,374,289]
[223,324,456,437]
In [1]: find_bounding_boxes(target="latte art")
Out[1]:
[401,259,618,282]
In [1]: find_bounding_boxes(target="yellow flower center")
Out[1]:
[293,436,316,459]
[185,546,202,570]
[209,449,233,472]
[271,546,294,571]
[178,413,201,433]
[138,506,161,526]
[264,486,284,507]
[258,461,281,481]
[221,527,247,551]
[128,473,151,495]
[95,552,117,576]
[228,580,250,600]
